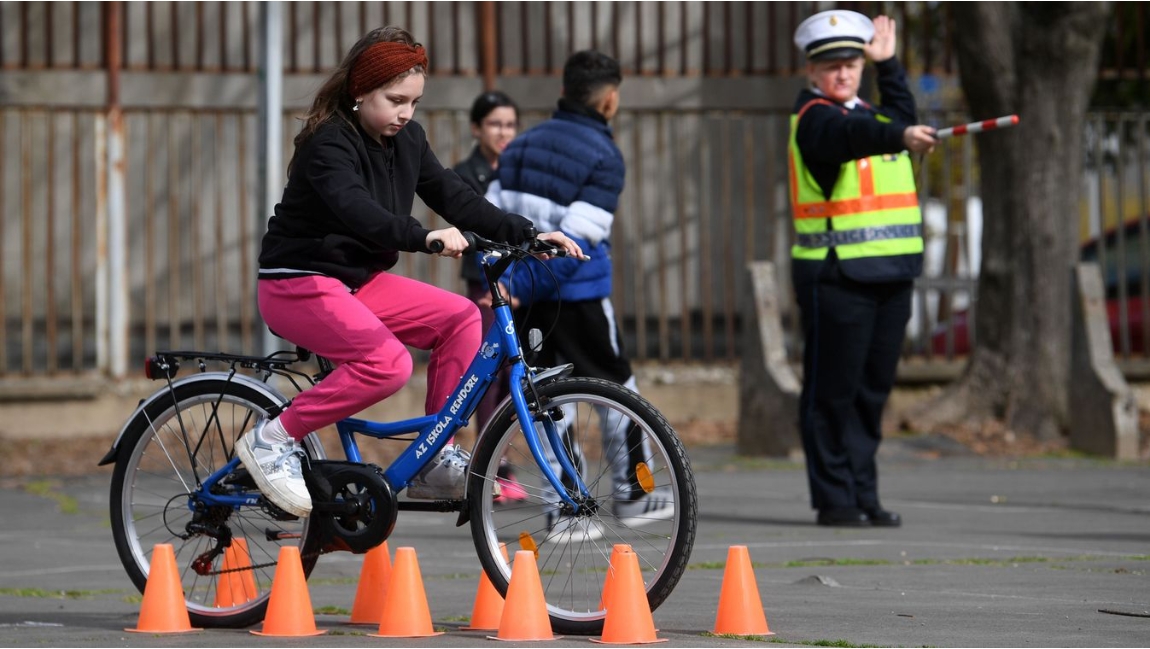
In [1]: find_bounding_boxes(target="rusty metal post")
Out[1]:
[96,1,128,378]
[479,2,497,90]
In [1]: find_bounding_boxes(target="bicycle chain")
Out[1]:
[205,547,330,577]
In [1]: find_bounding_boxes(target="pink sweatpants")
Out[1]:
[258,273,481,441]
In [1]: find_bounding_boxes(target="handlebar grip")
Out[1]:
[462,231,478,254]
[428,239,445,254]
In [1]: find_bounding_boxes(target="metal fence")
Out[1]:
[1,1,1147,381]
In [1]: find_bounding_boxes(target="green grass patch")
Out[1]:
[442,615,471,623]
[0,587,120,599]
[306,576,358,586]
[783,558,892,568]
[122,594,143,604]
[702,632,885,647]
[327,629,366,636]
[314,606,348,615]
[22,480,79,514]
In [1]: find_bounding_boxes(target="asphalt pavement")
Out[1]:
[1,440,1148,647]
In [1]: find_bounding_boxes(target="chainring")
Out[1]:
[303,460,397,554]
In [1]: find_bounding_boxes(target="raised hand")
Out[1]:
[863,15,897,63]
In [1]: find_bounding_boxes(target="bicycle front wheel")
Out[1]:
[467,377,697,635]
[109,376,323,628]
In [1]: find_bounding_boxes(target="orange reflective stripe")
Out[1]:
[792,192,920,219]
[857,157,874,196]
[797,98,846,121]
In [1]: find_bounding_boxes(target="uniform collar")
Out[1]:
[810,86,860,110]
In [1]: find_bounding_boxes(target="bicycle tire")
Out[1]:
[467,377,697,635]
[109,376,323,629]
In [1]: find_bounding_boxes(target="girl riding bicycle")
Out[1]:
[238,26,582,517]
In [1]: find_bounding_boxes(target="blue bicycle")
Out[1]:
[102,233,697,634]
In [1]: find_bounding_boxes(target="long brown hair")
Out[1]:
[289,26,426,171]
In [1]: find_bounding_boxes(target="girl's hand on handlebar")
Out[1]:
[426,227,469,258]
[537,231,587,261]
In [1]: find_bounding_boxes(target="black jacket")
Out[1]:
[452,146,497,283]
[259,118,531,289]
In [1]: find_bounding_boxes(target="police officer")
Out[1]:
[789,11,937,527]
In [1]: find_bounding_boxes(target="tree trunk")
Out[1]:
[905,3,1111,440]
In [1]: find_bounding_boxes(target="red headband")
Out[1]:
[348,42,428,99]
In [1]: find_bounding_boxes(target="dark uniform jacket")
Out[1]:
[793,57,917,200]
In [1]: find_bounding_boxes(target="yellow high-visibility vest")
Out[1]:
[788,99,923,267]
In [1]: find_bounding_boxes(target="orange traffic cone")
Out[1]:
[712,545,773,636]
[251,546,325,637]
[592,548,665,644]
[348,541,392,625]
[214,537,258,608]
[462,543,510,631]
[599,544,633,611]
[491,550,558,641]
[126,543,200,633]
[370,547,443,638]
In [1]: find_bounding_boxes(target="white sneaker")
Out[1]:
[613,487,675,527]
[235,419,312,517]
[545,510,604,543]
[407,445,470,500]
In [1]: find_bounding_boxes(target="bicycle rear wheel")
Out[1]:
[467,377,697,635]
[109,376,323,628]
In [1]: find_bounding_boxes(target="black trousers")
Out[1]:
[792,254,912,511]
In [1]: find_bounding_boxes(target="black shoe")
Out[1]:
[862,508,902,527]
[816,508,870,527]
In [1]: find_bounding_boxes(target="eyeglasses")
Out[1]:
[482,120,518,131]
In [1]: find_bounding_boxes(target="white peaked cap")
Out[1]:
[794,10,875,61]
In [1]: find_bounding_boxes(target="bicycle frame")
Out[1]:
[193,244,591,511]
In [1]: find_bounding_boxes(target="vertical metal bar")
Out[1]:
[238,114,253,354]
[656,111,669,361]
[46,115,57,373]
[634,1,641,75]
[219,0,227,71]
[479,1,496,89]
[73,0,82,69]
[451,2,460,74]
[701,2,710,74]
[700,114,713,361]
[45,3,54,68]
[170,0,180,69]
[743,117,755,297]
[631,115,646,360]
[675,113,690,360]
[722,2,732,74]
[107,1,128,377]
[191,113,204,351]
[146,2,155,70]
[543,2,552,73]
[0,110,5,373]
[720,116,735,359]
[215,113,227,351]
[144,114,156,359]
[22,113,33,374]
[656,2,665,75]
[589,0,598,52]
[71,112,83,370]
[259,2,283,355]
[1135,113,1149,358]
[195,2,204,70]
[679,2,687,75]
[168,116,179,349]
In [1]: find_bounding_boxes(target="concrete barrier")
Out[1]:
[1069,263,1139,459]
[737,261,802,457]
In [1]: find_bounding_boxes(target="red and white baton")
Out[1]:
[935,114,1019,139]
